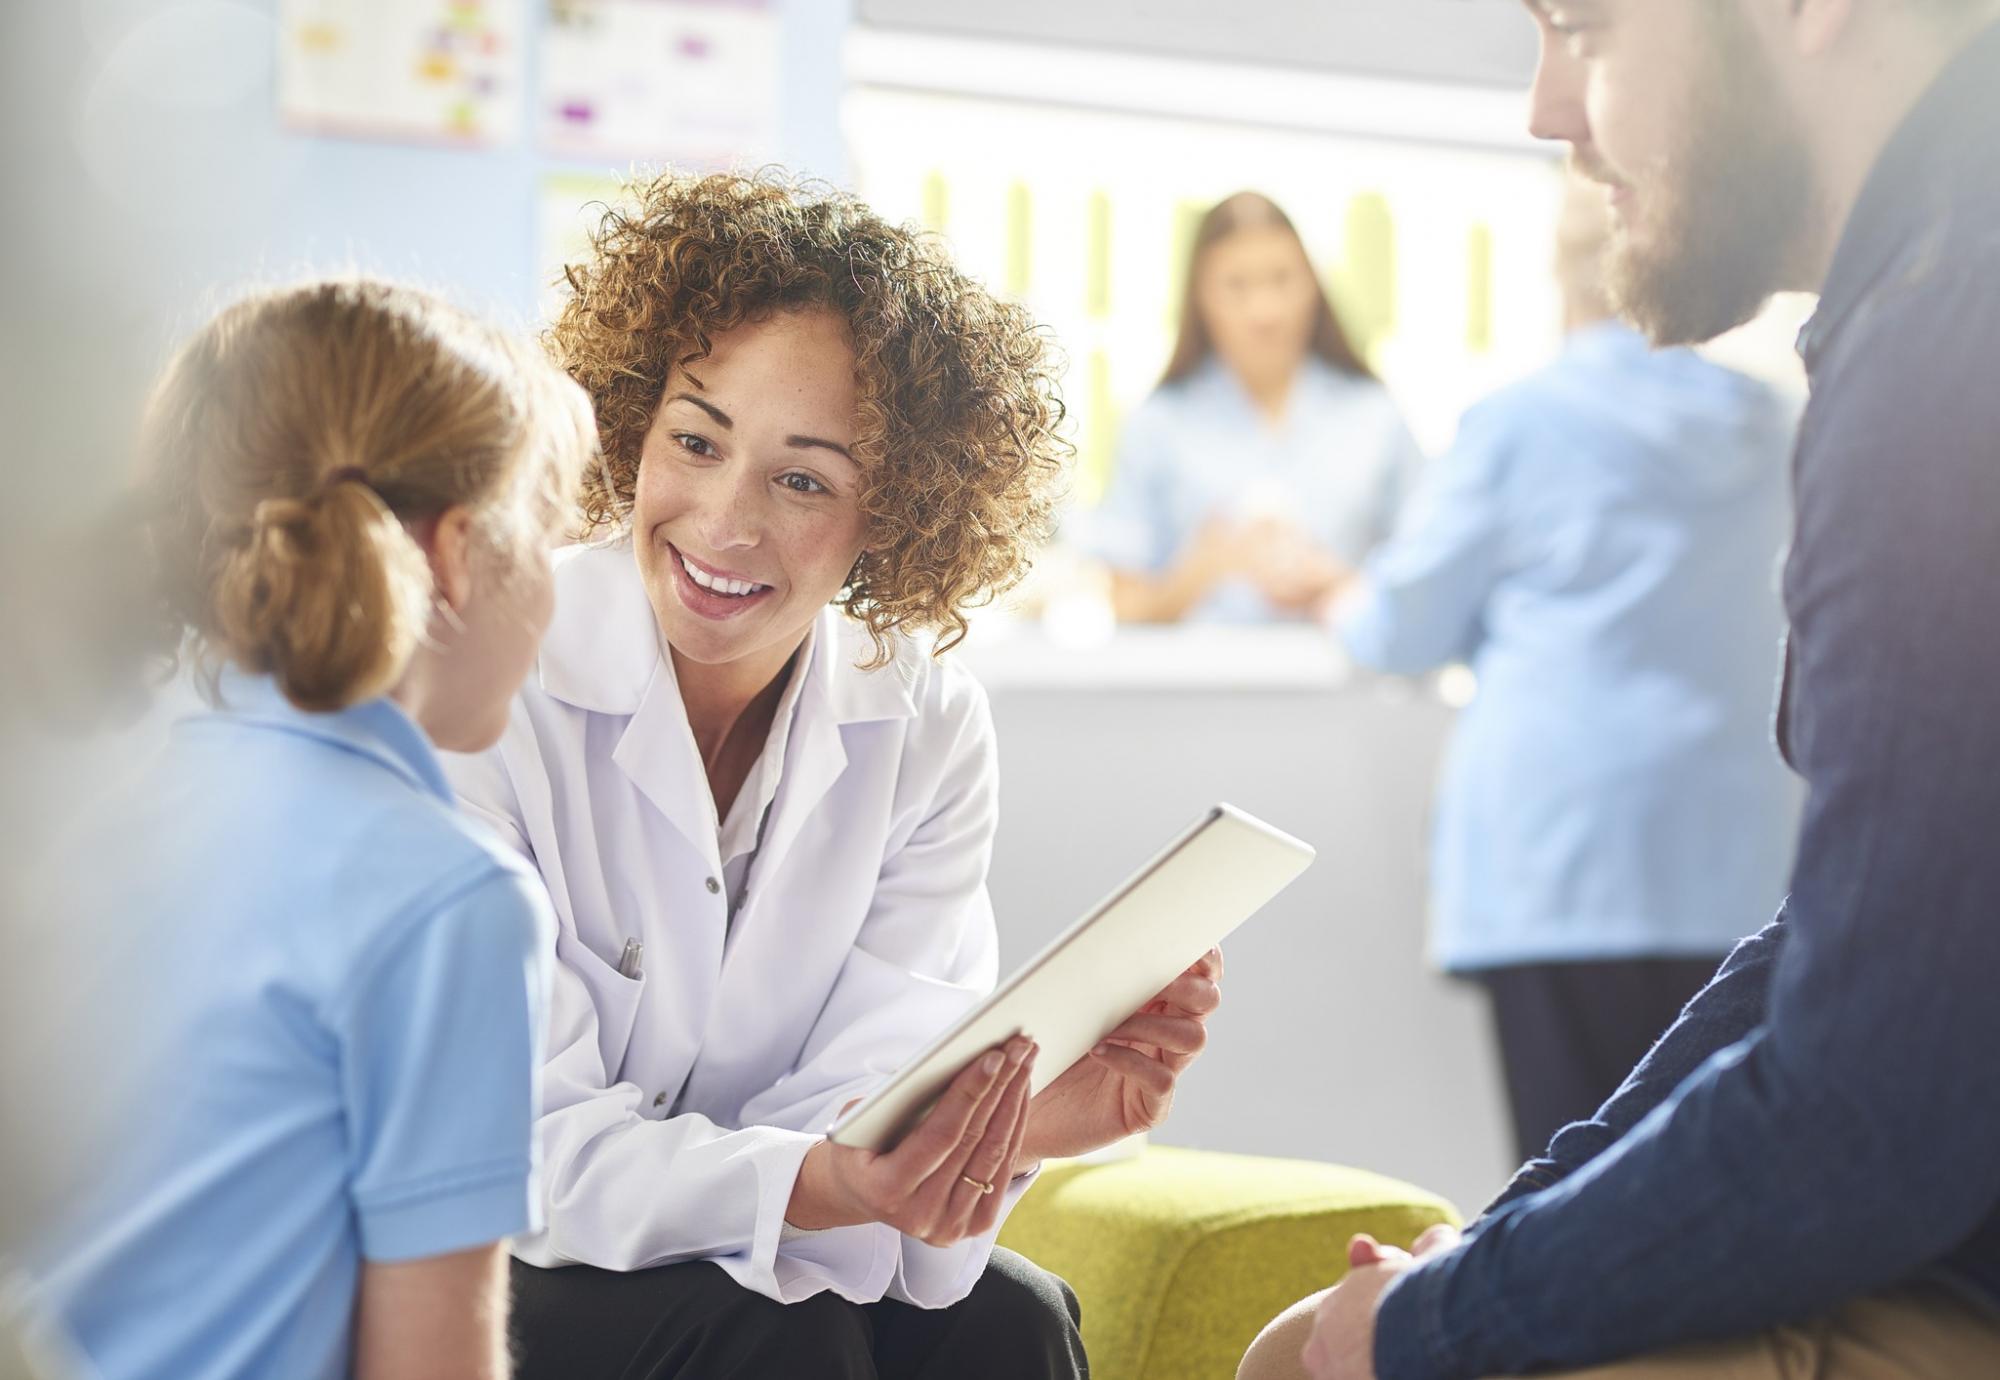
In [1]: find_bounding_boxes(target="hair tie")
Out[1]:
[321,466,371,493]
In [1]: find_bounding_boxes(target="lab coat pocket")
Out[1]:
[558,928,646,1083]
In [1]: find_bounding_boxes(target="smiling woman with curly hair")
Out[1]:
[560,169,1067,660]
[445,171,1227,1380]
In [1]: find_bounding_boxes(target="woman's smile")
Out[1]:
[664,539,778,621]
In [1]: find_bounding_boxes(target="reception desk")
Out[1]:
[956,622,1514,1215]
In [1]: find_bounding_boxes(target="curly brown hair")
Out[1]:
[550,169,1071,661]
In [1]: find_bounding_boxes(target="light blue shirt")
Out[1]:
[33,673,552,1380]
[1338,323,1801,970]
[1083,356,1424,622]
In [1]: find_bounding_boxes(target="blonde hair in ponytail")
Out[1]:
[142,279,593,712]
[211,482,434,712]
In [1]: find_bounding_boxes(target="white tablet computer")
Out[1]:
[827,803,1314,1152]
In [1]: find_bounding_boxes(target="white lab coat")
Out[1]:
[444,540,1034,1307]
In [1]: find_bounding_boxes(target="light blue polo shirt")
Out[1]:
[32,672,552,1380]
[1338,323,1802,970]
[1081,356,1424,622]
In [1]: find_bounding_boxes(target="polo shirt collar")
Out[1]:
[206,667,451,804]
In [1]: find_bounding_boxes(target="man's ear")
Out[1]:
[426,506,478,614]
[1787,0,1856,58]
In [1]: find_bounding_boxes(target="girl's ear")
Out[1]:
[424,506,478,613]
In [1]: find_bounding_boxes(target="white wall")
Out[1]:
[856,0,1538,87]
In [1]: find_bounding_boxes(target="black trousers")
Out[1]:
[510,1246,1087,1380]
[1477,955,1725,1165]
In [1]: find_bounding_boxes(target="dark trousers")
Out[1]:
[1477,955,1725,1165]
[510,1246,1087,1380]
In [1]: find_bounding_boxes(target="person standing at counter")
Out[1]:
[1328,176,1800,1164]
[1085,192,1423,623]
[447,171,1224,1380]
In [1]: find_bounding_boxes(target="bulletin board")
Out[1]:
[540,0,780,163]
[277,0,526,146]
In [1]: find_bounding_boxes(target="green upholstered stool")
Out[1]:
[996,1146,1460,1380]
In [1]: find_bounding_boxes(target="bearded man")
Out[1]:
[1242,2,2000,1378]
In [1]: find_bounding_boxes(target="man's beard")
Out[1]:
[1601,25,1816,347]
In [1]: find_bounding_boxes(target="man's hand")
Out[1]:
[1012,948,1223,1173]
[1301,1226,1462,1380]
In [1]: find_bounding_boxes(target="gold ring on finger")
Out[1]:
[960,1174,996,1195]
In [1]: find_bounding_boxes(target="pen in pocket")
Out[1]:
[616,938,644,980]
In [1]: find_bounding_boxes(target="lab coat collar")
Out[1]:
[538,541,660,716]
[540,539,919,875]
[206,667,453,805]
[536,539,919,727]
[811,608,923,727]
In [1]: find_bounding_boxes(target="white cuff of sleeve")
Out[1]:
[887,1161,1042,1308]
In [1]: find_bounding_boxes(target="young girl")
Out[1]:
[448,170,1225,1379]
[34,280,595,1380]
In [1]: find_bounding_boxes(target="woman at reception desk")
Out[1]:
[1082,191,1422,624]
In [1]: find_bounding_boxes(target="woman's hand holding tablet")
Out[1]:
[785,1036,1039,1246]
[1012,947,1225,1173]
[830,806,1313,1156]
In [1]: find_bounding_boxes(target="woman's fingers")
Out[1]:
[1100,1011,1207,1057]
[937,1047,1034,1241]
[1190,946,1223,983]
[959,1047,1033,1187]
[1155,972,1222,1016]
[891,1037,1025,1181]
[967,1060,1035,1238]
[1088,1041,1176,1097]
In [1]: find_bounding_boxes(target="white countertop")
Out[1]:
[950,619,1472,702]
[949,620,1354,691]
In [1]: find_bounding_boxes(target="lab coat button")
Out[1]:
[704,876,721,895]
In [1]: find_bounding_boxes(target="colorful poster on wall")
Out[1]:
[278,0,525,146]
[540,0,779,164]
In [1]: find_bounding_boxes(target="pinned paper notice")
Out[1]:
[278,0,524,147]
[540,0,778,163]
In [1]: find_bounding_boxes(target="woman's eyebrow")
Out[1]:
[670,392,732,428]
[788,435,854,461]
[672,394,847,460]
